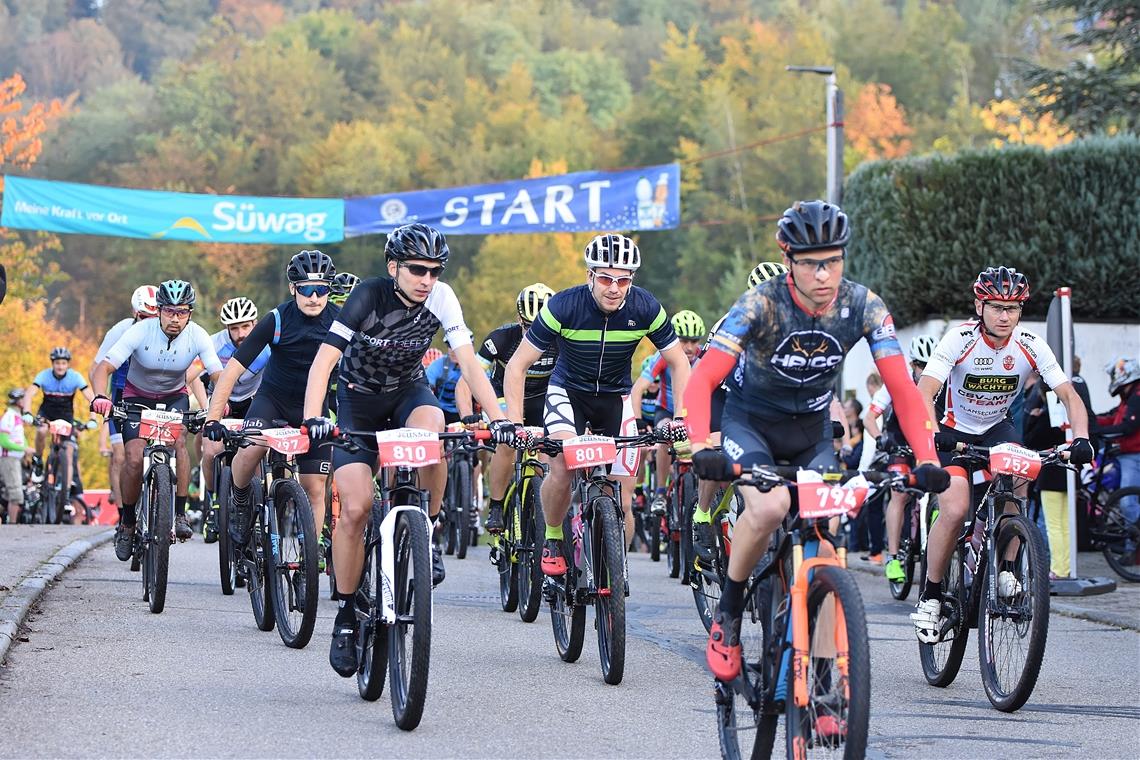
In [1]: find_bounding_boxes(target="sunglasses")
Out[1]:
[591,271,634,288]
[401,263,445,279]
[160,307,192,318]
[296,284,331,298]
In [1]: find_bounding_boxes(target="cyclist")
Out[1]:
[425,346,467,425]
[91,286,159,512]
[91,280,222,553]
[910,266,1093,642]
[299,223,510,678]
[630,310,704,516]
[203,252,338,557]
[329,272,360,307]
[690,261,789,562]
[477,283,558,534]
[198,296,269,542]
[863,334,937,583]
[0,389,31,523]
[1097,357,1140,559]
[681,200,951,681]
[502,233,691,576]
[22,347,96,511]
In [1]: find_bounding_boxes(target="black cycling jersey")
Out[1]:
[477,322,557,399]
[324,277,472,395]
[234,300,340,409]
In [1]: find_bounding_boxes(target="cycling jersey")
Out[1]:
[425,356,462,413]
[477,322,557,399]
[526,284,677,395]
[922,322,1067,436]
[325,277,472,395]
[640,351,696,414]
[33,368,88,420]
[234,300,340,410]
[103,318,222,398]
[95,317,135,393]
[211,330,270,402]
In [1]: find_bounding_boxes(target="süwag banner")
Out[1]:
[1,176,344,244]
[345,163,680,237]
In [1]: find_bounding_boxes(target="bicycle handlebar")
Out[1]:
[939,440,1072,468]
[729,462,918,491]
[110,402,206,434]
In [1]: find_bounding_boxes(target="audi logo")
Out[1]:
[974,357,994,366]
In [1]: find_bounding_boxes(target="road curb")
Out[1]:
[0,529,114,666]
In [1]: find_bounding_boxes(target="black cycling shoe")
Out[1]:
[174,514,193,541]
[229,499,252,547]
[203,508,219,544]
[329,625,358,677]
[692,520,716,564]
[114,523,135,562]
[432,542,446,587]
[485,503,504,534]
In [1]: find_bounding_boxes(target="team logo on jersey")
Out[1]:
[962,374,1018,393]
[974,357,993,367]
[771,330,843,382]
[1003,355,1015,371]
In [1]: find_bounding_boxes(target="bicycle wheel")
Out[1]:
[357,512,388,701]
[679,471,698,585]
[918,541,971,687]
[691,535,724,633]
[551,514,585,662]
[516,474,544,623]
[145,464,173,615]
[269,479,319,649]
[249,487,276,632]
[388,509,432,731]
[890,499,915,601]
[978,514,1050,712]
[784,565,870,760]
[1096,487,1140,582]
[455,461,472,560]
[443,464,458,556]
[217,467,237,596]
[717,574,779,760]
[497,486,520,612]
[666,489,681,579]
[592,497,627,685]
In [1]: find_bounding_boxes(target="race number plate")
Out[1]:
[375,428,441,467]
[795,471,869,520]
[220,418,245,432]
[260,428,310,455]
[563,435,617,471]
[988,442,1042,480]
[139,409,184,444]
[48,419,73,437]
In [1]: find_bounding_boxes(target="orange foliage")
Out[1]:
[0,73,66,192]
[218,0,286,37]
[846,83,913,160]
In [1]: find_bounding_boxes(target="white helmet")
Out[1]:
[909,335,937,363]
[219,297,258,326]
[584,234,641,271]
[131,285,158,317]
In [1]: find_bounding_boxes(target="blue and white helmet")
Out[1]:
[156,279,196,307]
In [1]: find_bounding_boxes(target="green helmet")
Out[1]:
[671,309,706,340]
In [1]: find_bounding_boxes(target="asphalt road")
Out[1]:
[1,535,1137,759]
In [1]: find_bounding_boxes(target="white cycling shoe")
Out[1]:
[911,598,943,644]
[997,569,1023,598]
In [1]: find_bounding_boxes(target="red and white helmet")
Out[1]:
[131,285,159,317]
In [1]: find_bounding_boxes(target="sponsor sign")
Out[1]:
[961,374,1019,393]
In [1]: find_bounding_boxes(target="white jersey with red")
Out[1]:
[921,321,1068,435]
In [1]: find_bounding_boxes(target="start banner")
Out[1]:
[345,163,680,237]
[1,176,344,244]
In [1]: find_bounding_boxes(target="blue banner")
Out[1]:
[1,176,344,244]
[345,163,680,237]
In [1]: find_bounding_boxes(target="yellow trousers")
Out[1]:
[1041,490,1070,578]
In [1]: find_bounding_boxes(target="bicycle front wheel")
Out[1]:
[249,485,276,633]
[454,462,472,560]
[551,514,585,662]
[389,509,432,731]
[978,514,1050,712]
[357,512,388,701]
[918,541,971,687]
[784,565,870,760]
[497,487,520,612]
[1096,487,1140,582]
[217,467,237,595]
[516,474,544,623]
[890,500,916,601]
[145,464,173,615]
[679,471,698,586]
[593,497,627,685]
[269,479,319,649]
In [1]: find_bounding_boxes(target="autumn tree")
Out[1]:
[846,83,914,162]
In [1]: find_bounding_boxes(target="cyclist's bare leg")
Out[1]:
[331,462,373,596]
[34,425,46,462]
[59,440,76,504]
[540,433,574,530]
[405,405,445,518]
[175,434,190,498]
[886,490,907,556]
[109,441,124,505]
[300,472,327,537]
[617,474,636,539]
[725,485,791,583]
[120,439,147,508]
[230,442,268,489]
[202,436,222,499]
[488,444,513,501]
[924,475,970,583]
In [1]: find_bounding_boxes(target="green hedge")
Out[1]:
[844,135,1140,326]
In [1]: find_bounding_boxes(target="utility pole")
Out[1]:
[786,65,844,206]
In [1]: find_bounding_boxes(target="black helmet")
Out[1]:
[332,271,360,295]
[287,250,336,284]
[385,223,450,264]
[776,200,850,254]
[973,266,1030,302]
[50,346,72,361]
[156,279,196,307]
[8,388,25,404]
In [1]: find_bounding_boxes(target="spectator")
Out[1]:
[865,371,882,401]
[1097,358,1140,561]
[0,389,30,523]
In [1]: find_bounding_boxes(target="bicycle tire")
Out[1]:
[442,462,458,556]
[690,545,723,634]
[455,461,472,560]
[497,486,520,612]
[648,510,662,562]
[890,499,915,601]
[666,487,681,579]
[389,509,432,731]
[918,541,970,687]
[217,467,237,596]
[146,464,173,615]
[249,484,276,632]
[715,573,779,760]
[784,565,870,760]
[517,474,544,623]
[357,507,388,701]
[593,496,627,685]
[269,479,319,649]
[679,471,698,586]
[1097,487,1140,582]
[551,513,585,662]
[978,514,1050,712]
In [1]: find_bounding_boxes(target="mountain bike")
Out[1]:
[220,424,319,649]
[490,425,546,621]
[440,432,484,559]
[209,418,245,596]
[325,426,489,730]
[664,446,698,582]
[535,429,667,686]
[111,403,203,614]
[37,416,96,524]
[715,463,914,760]
[920,441,1070,712]
[867,443,938,602]
[1083,442,1140,582]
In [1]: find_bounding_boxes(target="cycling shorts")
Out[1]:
[332,381,440,472]
[108,388,124,445]
[720,398,837,471]
[243,392,330,476]
[543,385,637,477]
[937,417,1020,479]
[120,394,190,445]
